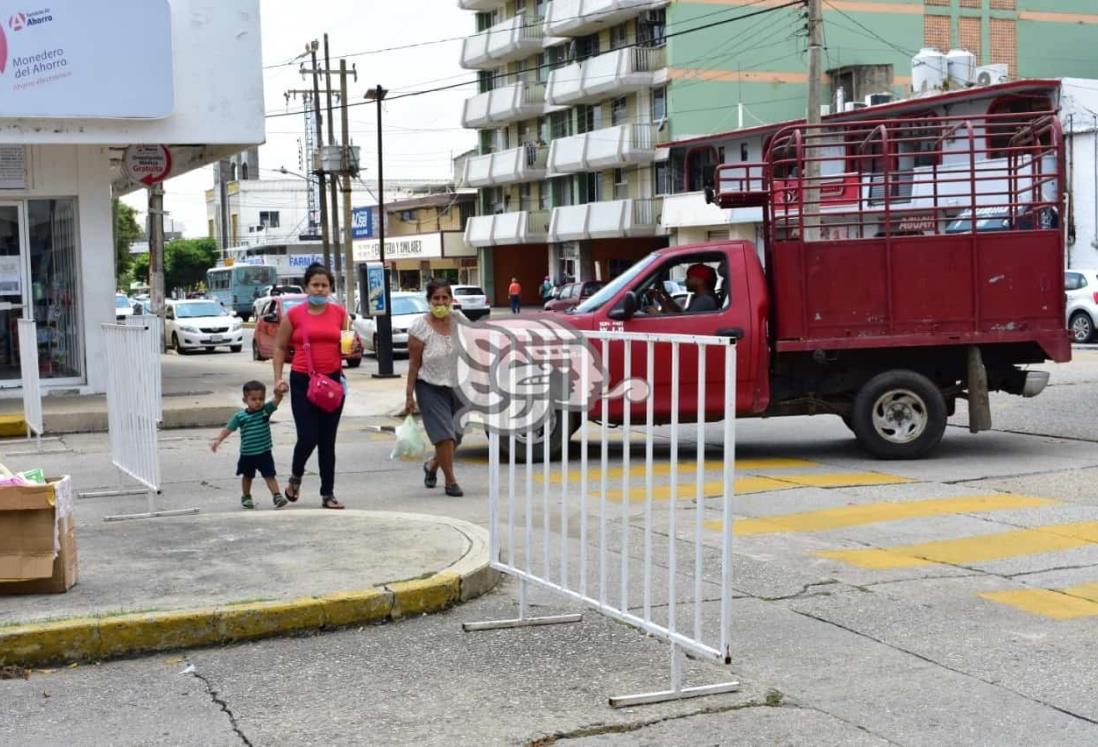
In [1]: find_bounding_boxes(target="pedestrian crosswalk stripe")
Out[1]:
[771,472,913,488]
[605,477,794,503]
[979,584,1098,620]
[819,521,1098,569]
[535,457,820,484]
[707,494,1055,536]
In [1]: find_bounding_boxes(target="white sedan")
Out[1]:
[164,299,244,354]
[353,292,428,356]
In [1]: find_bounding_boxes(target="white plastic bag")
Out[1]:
[390,415,429,461]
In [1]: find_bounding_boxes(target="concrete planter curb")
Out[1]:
[0,516,498,668]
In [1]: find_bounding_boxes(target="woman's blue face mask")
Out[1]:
[307,294,328,307]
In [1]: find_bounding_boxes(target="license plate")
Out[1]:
[208,336,223,342]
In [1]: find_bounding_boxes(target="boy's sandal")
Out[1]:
[285,476,302,503]
[321,495,345,510]
[423,460,438,489]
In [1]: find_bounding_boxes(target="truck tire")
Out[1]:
[500,409,580,462]
[851,370,946,460]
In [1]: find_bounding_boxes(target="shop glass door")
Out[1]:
[0,203,28,385]
[27,199,82,382]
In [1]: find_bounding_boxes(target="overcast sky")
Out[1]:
[125,0,477,237]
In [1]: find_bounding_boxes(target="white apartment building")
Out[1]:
[206,178,313,249]
[458,0,671,305]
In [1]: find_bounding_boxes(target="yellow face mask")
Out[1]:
[431,304,451,319]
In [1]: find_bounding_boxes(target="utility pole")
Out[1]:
[804,0,823,241]
[366,84,397,379]
[323,34,343,299]
[148,183,166,322]
[305,40,332,267]
[339,59,358,311]
[284,88,321,237]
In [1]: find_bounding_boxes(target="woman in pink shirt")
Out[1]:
[272,263,347,509]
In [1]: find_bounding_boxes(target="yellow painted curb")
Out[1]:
[389,572,461,619]
[0,565,493,667]
[0,414,28,438]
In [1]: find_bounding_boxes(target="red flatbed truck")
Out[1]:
[552,109,1068,459]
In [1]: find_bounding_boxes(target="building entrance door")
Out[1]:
[0,203,29,386]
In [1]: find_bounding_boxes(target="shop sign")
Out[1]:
[363,262,386,316]
[287,253,326,270]
[353,232,442,263]
[0,0,173,119]
[123,145,172,186]
[351,207,374,239]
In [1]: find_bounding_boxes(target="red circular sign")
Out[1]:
[124,145,172,186]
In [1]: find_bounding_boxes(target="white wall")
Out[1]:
[229,181,313,246]
[1068,127,1098,269]
[0,0,263,146]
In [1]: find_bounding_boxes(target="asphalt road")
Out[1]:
[5,345,1098,745]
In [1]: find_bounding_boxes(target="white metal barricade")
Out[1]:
[126,315,163,421]
[463,329,738,707]
[79,323,197,521]
[16,319,43,445]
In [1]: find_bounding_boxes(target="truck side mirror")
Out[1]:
[263,313,278,324]
[609,291,638,321]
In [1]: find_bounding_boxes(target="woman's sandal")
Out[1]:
[285,475,302,503]
[321,495,345,510]
[423,460,438,489]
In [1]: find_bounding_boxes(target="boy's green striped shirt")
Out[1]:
[227,401,276,455]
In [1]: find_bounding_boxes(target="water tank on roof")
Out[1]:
[946,49,976,88]
[912,48,947,93]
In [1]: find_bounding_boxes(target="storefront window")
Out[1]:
[28,199,81,380]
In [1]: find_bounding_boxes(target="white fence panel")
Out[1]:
[17,319,42,441]
[463,327,739,707]
[126,315,163,420]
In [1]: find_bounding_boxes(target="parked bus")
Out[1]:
[205,264,277,321]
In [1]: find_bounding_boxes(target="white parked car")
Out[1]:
[115,293,134,320]
[353,292,428,356]
[1066,269,1098,343]
[451,284,490,320]
[164,299,244,354]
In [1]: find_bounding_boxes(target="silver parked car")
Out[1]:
[1066,269,1098,343]
[451,284,490,320]
[353,292,429,355]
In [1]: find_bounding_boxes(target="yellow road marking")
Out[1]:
[707,495,1056,536]
[820,521,1098,569]
[535,457,819,484]
[980,583,1098,620]
[604,477,794,504]
[774,472,912,488]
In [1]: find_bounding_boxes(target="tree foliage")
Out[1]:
[164,238,220,292]
[113,199,142,289]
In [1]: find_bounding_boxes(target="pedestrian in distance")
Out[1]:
[404,278,467,497]
[508,277,522,314]
[540,275,553,300]
[272,263,349,510]
[211,380,287,510]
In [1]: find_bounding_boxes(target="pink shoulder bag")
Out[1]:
[300,308,345,413]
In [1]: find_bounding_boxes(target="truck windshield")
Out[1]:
[574,253,660,313]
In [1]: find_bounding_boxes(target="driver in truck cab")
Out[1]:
[644,263,720,314]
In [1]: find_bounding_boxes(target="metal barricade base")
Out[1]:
[463,614,582,632]
[609,680,741,709]
[103,508,202,523]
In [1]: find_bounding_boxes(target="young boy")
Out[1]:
[211,380,287,510]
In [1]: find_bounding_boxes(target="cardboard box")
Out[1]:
[0,476,78,594]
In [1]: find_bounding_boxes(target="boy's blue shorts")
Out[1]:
[237,451,276,479]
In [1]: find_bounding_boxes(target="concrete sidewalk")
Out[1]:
[0,509,495,667]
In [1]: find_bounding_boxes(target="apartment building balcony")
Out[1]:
[462,81,548,128]
[461,13,550,69]
[465,210,551,247]
[544,0,667,38]
[547,123,656,174]
[549,198,663,241]
[461,145,548,187]
[458,0,506,10]
[546,46,665,106]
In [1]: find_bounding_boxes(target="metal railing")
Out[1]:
[632,196,663,226]
[465,329,739,707]
[17,319,42,445]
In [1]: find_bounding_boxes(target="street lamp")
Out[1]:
[365,84,397,379]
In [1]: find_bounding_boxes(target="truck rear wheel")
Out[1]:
[851,370,946,460]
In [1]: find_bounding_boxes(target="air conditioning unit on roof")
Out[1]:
[844,101,867,112]
[975,64,1009,86]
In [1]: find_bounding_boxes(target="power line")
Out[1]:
[265,0,806,119]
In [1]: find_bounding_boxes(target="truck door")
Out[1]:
[612,248,755,421]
